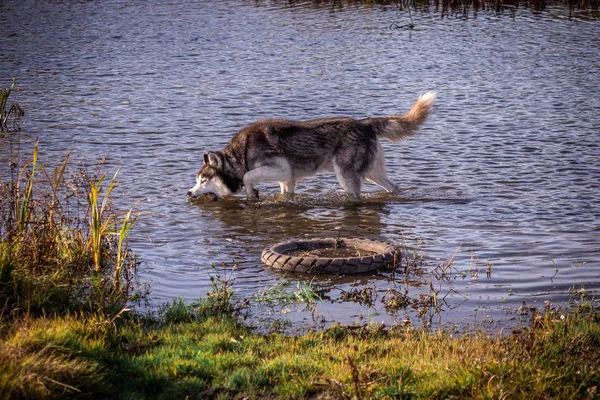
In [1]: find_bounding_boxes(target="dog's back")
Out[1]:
[237,91,436,177]
[237,118,375,174]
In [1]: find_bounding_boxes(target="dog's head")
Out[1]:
[187,151,235,200]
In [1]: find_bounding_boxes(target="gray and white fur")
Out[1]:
[188,92,436,202]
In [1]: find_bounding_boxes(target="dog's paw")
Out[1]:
[281,192,296,201]
[345,194,362,204]
[246,188,260,201]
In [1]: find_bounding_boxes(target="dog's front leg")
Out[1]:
[244,183,260,200]
[243,160,294,201]
[243,171,261,200]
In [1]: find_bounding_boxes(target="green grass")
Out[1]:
[1,300,598,399]
[254,278,325,307]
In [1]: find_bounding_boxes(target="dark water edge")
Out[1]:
[256,0,599,18]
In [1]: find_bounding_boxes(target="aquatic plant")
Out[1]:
[0,78,24,133]
[284,0,599,18]
[0,141,143,318]
[340,283,378,307]
[13,140,39,234]
[254,278,325,307]
[88,172,118,274]
[193,263,250,319]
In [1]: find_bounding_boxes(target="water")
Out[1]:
[1,0,599,331]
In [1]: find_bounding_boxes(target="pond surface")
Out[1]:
[1,0,599,331]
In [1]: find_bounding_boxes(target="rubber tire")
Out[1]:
[261,238,398,274]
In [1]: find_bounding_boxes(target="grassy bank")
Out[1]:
[1,299,599,399]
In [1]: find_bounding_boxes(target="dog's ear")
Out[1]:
[206,151,223,169]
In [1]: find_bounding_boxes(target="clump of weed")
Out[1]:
[161,266,250,325]
[161,298,198,324]
[383,286,412,311]
[254,278,326,307]
[193,263,249,320]
[340,282,378,307]
[0,139,145,321]
[0,78,24,133]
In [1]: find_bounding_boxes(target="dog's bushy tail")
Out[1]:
[371,91,437,142]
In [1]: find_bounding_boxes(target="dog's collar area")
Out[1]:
[221,157,244,194]
[229,157,246,177]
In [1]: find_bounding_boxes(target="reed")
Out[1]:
[86,169,145,293]
[88,171,118,274]
[303,0,599,18]
[0,142,143,318]
[114,206,138,289]
[14,140,39,234]
[0,78,24,133]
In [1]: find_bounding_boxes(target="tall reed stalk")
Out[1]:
[1,78,23,132]
[114,206,140,289]
[14,140,39,233]
[88,171,119,274]
[48,153,70,229]
[0,79,15,130]
[87,170,142,290]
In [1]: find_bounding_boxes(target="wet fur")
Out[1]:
[188,92,436,201]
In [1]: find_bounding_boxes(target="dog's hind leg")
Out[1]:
[366,171,400,193]
[366,143,400,193]
[333,164,363,202]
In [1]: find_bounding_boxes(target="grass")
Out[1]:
[254,278,326,307]
[1,297,598,399]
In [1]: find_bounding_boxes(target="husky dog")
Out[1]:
[188,92,436,202]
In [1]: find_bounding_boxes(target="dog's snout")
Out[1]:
[187,190,192,198]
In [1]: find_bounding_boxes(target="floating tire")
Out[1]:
[261,238,398,274]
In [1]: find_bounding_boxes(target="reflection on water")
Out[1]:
[1,0,599,330]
